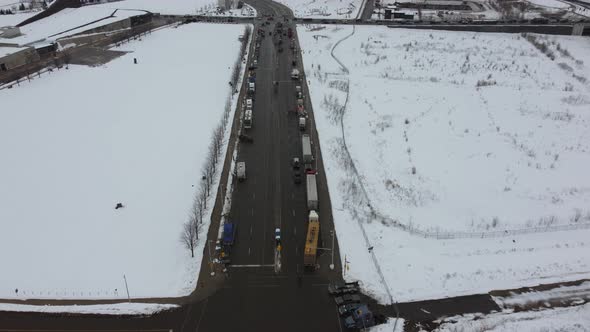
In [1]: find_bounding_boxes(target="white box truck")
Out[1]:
[306,174,318,210]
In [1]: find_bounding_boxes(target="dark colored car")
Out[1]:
[328,282,359,295]
[294,171,302,184]
[335,294,361,306]
[239,134,253,143]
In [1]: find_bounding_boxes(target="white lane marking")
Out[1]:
[251,208,254,216]
[253,192,256,199]
[294,226,297,236]
[292,210,296,217]
[195,298,209,331]
[250,225,253,236]
[248,247,251,255]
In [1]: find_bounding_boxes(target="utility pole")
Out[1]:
[123,274,130,303]
[330,229,335,270]
[208,240,215,276]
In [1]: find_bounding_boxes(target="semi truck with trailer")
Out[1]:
[304,211,319,269]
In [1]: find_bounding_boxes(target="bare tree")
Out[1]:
[192,196,205,234]
[199,181,208,211]
[180,220,197,257]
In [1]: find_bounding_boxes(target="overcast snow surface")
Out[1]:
[276,0,364,19]
[435,303,590,331]
[91,0,254,16]
[298,25,590,303]
[1,6,143,45]
[0,23,244,300]
[0,302,177,315]
[0,12,36,26]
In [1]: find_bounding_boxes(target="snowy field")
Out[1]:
[435,303,590,331]
[298,25,590,302]
[91,0,255,16]
[0,23,246,300]
[276,0,364,19]
[0,7,144,45]
[0,12,36,26]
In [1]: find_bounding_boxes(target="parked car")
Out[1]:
[239,134,253,143]
[335,294,361,306]
[328,281,359,295]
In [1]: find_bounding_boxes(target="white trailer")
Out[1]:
[302,134,312,164]
[306,174,318,211]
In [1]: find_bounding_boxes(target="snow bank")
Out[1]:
[0,23,245,300]
[0,302,177,315]
[526,0,569,9]
[369,318,404,332]
[436,303,590,331]
[493,281,590,309]
[298,25,590,302]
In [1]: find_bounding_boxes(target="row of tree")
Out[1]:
[180,25,252,257]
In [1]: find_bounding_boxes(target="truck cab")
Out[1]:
[299,117,306,131]
[237,162,246,181]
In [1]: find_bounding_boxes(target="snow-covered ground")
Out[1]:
[90,0,255,17]
[1,7,144,45]
[0,12,36,26]
[435,303,590,331]
[0,23,246,300]
[527,0,570,9]
[0,302,177,315]
[493,281,590,309]
[298,25,590,303]
[277,0,364,19]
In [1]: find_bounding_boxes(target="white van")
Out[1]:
[246,98,253,109]
[237,162,246,181]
